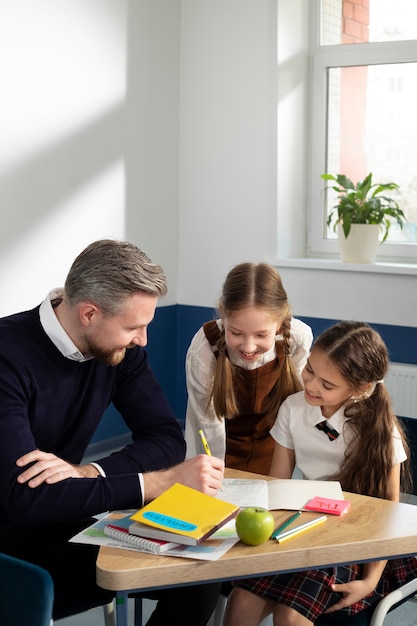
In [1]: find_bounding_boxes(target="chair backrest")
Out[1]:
[0,552,54,626]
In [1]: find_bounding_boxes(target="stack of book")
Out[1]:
[126,482,239,546]
[72,482,240,557]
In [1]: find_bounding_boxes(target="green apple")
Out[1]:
[235,507,275,546]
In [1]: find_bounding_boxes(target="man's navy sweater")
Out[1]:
[0,306,185,527]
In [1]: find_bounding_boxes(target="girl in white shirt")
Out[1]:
[224,320,417,626]
[184,262,313,475]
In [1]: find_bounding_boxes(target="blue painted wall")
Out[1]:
[91,305,417,487]
[93,306,417,437]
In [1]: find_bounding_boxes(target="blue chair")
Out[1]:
[0,552,54,626]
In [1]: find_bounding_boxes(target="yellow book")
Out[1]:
[130,483,239,546]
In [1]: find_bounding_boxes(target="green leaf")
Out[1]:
[321,171,406,244]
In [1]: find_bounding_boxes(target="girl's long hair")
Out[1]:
[210,263,302,423]
[314,321,411,499]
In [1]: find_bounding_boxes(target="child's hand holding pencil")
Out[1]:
[198,429,212,456]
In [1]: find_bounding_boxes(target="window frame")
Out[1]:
[307,1,417,262]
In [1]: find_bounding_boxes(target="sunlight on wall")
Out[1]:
[0,0,125,165]
[0,162,125,317]
[0,0,127,316]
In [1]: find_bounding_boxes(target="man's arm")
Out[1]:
[92,347,186,476]
[16,450,225,503]
[16,450,100,488]
[0,311,185,526]
[142,454,224,501]
[1,334,185,523]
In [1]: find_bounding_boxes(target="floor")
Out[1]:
[56,598,154,626]
[55,596,417,626]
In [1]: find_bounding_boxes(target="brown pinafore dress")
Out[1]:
[203,320,286,475]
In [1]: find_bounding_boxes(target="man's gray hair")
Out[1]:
[64,239,167,315]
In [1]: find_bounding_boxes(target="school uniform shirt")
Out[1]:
[184,317,313,463]
[270,390,407,480]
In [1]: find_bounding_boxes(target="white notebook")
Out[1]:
[103,524,180,554]
[216,478,344,511]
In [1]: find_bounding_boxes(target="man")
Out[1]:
[0,239,223,624]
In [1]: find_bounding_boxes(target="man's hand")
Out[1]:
[143,454,224,502]
[16,449,100,488]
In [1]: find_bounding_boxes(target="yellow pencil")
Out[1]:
[275,515,327,544]
[198,429,212,456]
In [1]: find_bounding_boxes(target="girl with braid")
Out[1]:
[184,262,313,474]
[224,321,417,626]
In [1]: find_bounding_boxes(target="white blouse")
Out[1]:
[270,390,407,480]
[184,317,313,460]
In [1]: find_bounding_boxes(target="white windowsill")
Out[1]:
[273,258,417,276]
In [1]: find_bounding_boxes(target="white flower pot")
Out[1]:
[337,223,381,263]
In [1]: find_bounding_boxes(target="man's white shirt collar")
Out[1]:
[39,289,91,362]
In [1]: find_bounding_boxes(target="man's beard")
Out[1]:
[87,344,127,366]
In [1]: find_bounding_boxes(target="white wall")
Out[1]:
[0,0,127,317]
[176,0,417,329]
[276,0,310,259]
[0,0,180,316]
[177,0,279,306]
[275,263,417,328]
[0,0,416,329]
[177,0,311,308]
[125,0,180,305]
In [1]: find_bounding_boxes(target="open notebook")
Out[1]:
[216,478,344,511]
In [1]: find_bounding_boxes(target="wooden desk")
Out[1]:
[97,470,417,626]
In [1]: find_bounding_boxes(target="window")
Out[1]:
[308,0,417,261]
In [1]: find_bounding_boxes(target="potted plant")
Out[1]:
[321,172,406,262]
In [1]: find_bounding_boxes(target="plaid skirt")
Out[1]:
[233,557,417,622]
